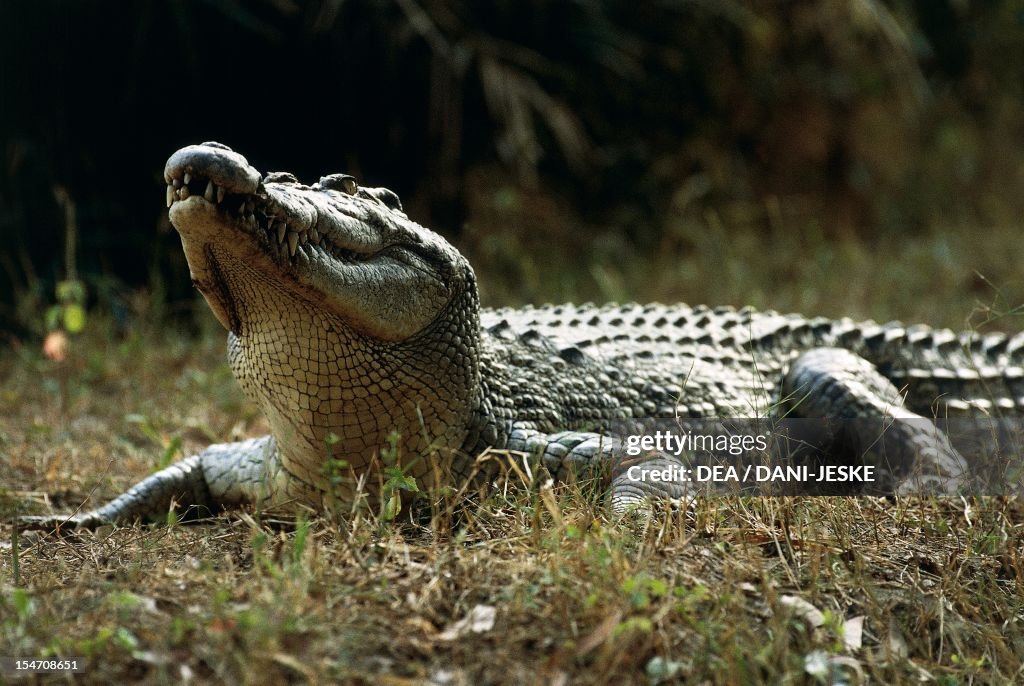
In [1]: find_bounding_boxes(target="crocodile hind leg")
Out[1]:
[17,436,279,529]
[505,347,971,513]
[781,347,969,494]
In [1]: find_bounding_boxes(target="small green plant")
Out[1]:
[323,432,350,489]
[8,587,35,625]
[40,187,88,361]
[378,430,418,521]
[44,279,87,336]
[290,516,311,573]
[125,414,183,468]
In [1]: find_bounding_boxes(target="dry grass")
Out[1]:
[3,227,1024,684]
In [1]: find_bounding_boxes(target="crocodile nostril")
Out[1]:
[264,172,299,184]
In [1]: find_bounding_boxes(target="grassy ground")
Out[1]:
[2,214,1024,684]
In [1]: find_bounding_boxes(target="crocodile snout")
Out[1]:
[164,142,262,206]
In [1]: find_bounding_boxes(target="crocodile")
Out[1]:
[20,142,1024,528]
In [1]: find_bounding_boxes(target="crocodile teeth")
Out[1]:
[308,227,320,244]
[166,185,174,208]
[217,186,226,203]
[204,180,215,202]
[179,185,191,200]
[287,230,299,257]
[183,172,192,185]
[276,221,287,244]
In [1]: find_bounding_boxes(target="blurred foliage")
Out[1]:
[1,0,1023,333]
[45,281,87,334]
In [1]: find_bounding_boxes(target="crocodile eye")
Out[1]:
[264,172,299,184]
[319,174,358,195]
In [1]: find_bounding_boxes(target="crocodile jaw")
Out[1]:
[165,142,459,342]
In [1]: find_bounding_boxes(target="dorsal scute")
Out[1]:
[486,319,517,341]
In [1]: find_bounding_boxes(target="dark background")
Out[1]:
[2,0,1023,334]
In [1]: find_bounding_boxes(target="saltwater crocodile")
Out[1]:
[20,142,1024,528]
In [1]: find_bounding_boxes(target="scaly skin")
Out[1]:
[19,142,1024,528]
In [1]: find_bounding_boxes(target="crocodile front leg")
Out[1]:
[17,436,279,529]
[507,428,697,513]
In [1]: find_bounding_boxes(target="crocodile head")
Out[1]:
[164,142,481,504]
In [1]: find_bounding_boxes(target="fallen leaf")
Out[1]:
[842,616,865,651]
[779,595,825,628]
[438,605,496,641]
